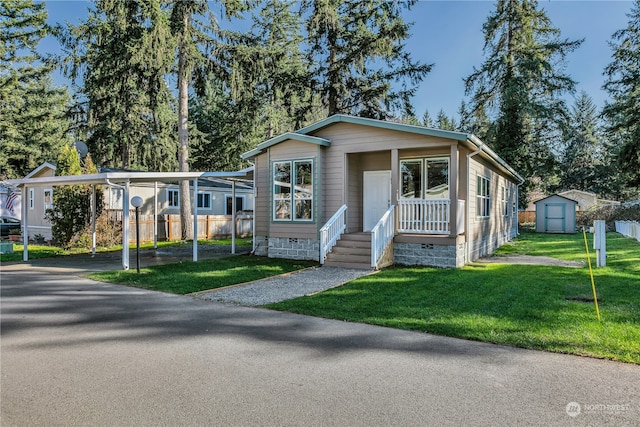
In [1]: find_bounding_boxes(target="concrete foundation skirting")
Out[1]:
[265,237,320,262]
[394,242,466,268]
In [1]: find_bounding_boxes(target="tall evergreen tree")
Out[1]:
[170,0,249,240]
[304,0,432,119]
[0,0,71,180]
[602,0,640,187]
[59,0,177,171]
[558,92,602,192]
[464,0,581,205]
[435,109,457,131]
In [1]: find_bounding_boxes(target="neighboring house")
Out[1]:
[10,163,57,239]
[557,189,620,211]
[12,164,254,241]
[241,114,524,268]
[534,194,578,234]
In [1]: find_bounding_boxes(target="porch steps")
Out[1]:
[324,233,373,269]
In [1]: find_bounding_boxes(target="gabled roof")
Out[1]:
[241,132,330,159]
[296,114,472,141]
[24,162,56,179]
[241,114,524,184]
[533,194,579,205]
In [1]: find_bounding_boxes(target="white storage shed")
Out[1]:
[534,194,578,233]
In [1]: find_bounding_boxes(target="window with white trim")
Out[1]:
[167,189,179,208]
[110,188,123,209]
[400,157,449,199]
[29,188,34,210]
[197,192,212,209]
[273,159,313,221]
[225,195,245,215]
[512,184,517,215]
[43,189,53,214]
[501,185,509,216]
[476,175,490,218]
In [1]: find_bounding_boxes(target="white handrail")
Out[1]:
[320,204,347,264]
[371,205,395,268]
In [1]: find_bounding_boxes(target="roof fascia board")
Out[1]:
[24,162,56,179]
[14,169,253,188]
[241,132,330,159]
[296,114,471,142]
[465,134,525,184]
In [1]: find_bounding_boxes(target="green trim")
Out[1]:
[242,132,330,159]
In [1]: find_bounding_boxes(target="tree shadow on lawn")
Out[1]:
[267,263,640,362]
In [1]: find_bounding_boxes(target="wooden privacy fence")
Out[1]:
[108,211,253,242]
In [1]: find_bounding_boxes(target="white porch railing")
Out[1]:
[398,198,450,234]
[320,204,347,264]
[371,205,395,268]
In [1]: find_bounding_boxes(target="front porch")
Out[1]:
[320,201,467,269]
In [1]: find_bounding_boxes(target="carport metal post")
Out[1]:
[193,178,198,262]
[231,180,236,254]
[22,185,28,261]
[153,181,158,249]
[122,180,130,270]
[91,185,97,254]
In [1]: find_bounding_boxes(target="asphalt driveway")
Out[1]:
[1,264,639,426]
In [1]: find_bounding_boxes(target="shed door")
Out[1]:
[363,171,391,232]
[545,203,565,233]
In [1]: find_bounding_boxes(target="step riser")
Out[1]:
[325,254,371,264]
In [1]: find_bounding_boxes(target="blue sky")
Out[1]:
[41,1,633,120]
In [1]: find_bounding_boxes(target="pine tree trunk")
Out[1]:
[178,14,193,241]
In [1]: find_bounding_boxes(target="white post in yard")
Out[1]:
[593,220,606,267]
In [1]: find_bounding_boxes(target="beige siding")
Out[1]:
[254,154,269,235]
[254,140,320,240]
[468,155,519,254]
[314,123,455,153]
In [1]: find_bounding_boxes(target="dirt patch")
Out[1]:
[475,255,584,268]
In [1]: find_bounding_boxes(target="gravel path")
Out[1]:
[195,266,374,306]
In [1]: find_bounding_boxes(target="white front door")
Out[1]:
[363,170,391,232]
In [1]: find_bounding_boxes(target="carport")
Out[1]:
[11,168,253,269]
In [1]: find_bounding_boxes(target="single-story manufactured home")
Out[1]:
[241,114,524,268]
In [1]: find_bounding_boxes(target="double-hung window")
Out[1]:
[43,189,53,214]
[225,195,245,215]
[197,192,212,209]
[167,189,179,208]
[273,159,313,221]
[476,175,490,218]
[501,185,509,216]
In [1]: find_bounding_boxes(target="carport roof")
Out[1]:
[8,167,253,188]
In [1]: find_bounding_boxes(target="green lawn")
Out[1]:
[88,255,317,294]
[267,231,640,364]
